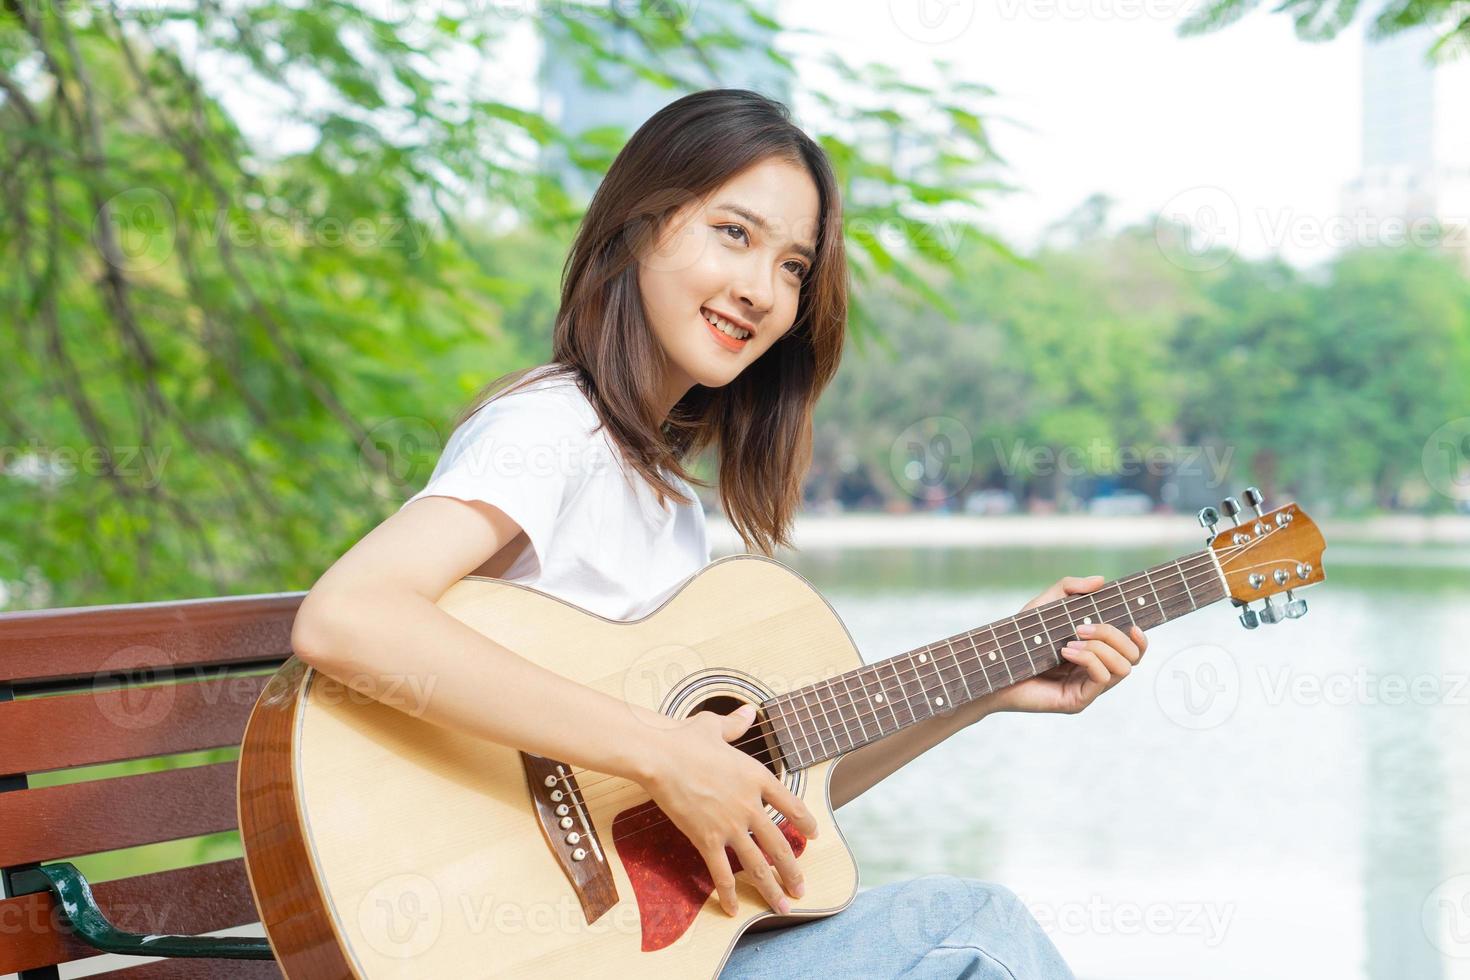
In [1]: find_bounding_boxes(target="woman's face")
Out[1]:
[637,156,821,405]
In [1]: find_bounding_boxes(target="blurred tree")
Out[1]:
[0,0,1016,607]
[1179,0,1469,60]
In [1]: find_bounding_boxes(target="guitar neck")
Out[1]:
[763,549,1229,770]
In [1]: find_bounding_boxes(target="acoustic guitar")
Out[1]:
[237,487,1325,978]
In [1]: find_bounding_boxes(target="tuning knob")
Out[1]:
[1239,605,1259,629]
[1198,506,1220,539]
[1284,589,1308,618]
[1221,496,1243,526]
[1242,486,1266,517]
[1258,596,1286,624]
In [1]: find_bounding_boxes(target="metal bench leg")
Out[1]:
[12,863,276,960]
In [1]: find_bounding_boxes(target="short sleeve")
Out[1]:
[400,387,597,576]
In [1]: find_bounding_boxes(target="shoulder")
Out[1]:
[460,365,598,442]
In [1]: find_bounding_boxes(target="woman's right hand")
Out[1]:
[638,704,819,917]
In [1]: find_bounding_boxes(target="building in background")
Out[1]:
[1340,6,1470,272]
[537,2,789,203]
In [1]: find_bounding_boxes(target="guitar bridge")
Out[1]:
[521,752,618,924]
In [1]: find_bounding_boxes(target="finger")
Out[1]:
[749,812,804,899]
[1060,644,1111,685]
[1060,574,1106,595]
[732,833,790,914]
[700,842,741,916]
[1130,624,1149,657]
[764,776,819,839]
[1077,622,1141,665]
[1073,639,1130,681]
[720,704,757,742]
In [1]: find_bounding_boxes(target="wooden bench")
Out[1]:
[0,592,307,978]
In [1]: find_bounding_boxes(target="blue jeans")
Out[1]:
[720,876,1075,979]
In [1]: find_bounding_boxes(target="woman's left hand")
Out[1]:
[981,574,1148,715]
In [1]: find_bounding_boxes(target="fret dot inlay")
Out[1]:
[918,653,927,663]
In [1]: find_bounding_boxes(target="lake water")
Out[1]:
[779,544,1470,980]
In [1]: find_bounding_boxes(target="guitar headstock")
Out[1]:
[1200,486,1326,629]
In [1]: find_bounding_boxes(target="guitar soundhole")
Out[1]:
[688,694,784,778]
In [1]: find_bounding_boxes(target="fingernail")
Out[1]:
[1076,623,1094,635]
[778,898,791,914]
[794,881,806,898]
[1064,641,1085,653]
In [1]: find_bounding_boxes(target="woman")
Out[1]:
[291,88,1146,979]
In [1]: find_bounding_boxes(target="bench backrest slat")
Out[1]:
[0,762,240,867]
[0,593,302,688]
[0,674,272,777]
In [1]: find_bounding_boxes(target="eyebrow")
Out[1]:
[714,201,817,263]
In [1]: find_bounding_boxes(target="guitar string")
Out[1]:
[570,548,1227,811]
[594,531,1285,850]
[567,549,1234,817]
[566,545,1232,800]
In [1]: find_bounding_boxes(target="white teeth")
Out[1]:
[702,310,750,340]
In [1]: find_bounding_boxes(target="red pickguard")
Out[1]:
[611,799,808,951]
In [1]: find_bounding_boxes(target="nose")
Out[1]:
[733,263,774,317]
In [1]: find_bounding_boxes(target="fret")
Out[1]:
[1173,559,1198,611]
[839,672,871,745]
[1141,567,1164,620]
[913,647,950,714]
[876,658,911,728]
[869,662,902,730]
[854,665,896,738]
[772,696,811,769]
[823,678,857,753]
[987,625,1015,684]
[907,652,938,721]
[943,638,974,701]
[964,633,996,694]
[999,616,1033,678]
[801,687,837,760]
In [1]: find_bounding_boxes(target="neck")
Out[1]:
[763,549,1230,770]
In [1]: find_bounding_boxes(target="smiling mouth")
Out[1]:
[700,307,751,351]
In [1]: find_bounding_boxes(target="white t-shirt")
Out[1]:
[401,365,711,622]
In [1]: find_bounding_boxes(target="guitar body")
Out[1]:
[239,555,862,979]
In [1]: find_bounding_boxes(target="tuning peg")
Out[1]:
[1242,486,1266,517]
[1198,506,1220,539]
[1284,589,1307,619]
[1238,605,1259,629]
[1258,595,1286,624]
[1221,496,1243,526]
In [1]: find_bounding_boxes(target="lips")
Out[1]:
[700,307,750,352]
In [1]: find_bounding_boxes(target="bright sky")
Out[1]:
[780,0,1365,268]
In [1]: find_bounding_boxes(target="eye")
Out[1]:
[718,223,749,244]
[783,259,809,282]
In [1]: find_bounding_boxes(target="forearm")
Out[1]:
[827,696,995,810]
[292,588,674,783]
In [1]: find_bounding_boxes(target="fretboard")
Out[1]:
[764,549,1228,770]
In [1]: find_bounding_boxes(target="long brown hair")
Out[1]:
[459,88,848,557]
